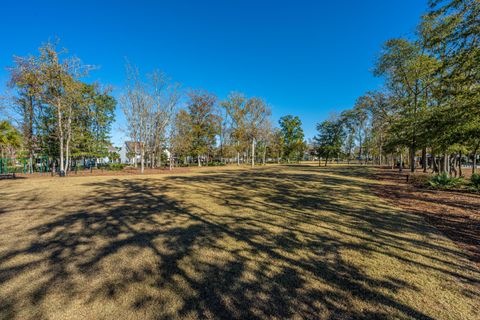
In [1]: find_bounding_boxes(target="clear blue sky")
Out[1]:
[0,0,428,146]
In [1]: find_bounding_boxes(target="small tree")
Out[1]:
[279,115,305,162]
[170,109,193,165]
[314,119,345,166]
[186,91,220,167]
[0,120,22,158]
[269,128,284,163]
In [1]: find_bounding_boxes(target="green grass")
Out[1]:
[0,164,478,319]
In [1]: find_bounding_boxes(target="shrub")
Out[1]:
[428,173,463,190]
[408,174,430,187]
[471,173,480,189]
[175,163,190,167]
[104,163,127,171]
[206,161,226,167]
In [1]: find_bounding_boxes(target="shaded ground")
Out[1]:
[11,164,257,179]
[367,166,480,266]
[0,164,479,319]
[11,166,193,179]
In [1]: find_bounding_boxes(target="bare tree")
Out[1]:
[122,63,180,173]
[148,71,180,168]
[222,92,248,166]
[121,62,151,173]
[245,97,271,167]
[257,119,273,165]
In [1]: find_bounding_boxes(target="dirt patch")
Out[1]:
[371,167,480,266]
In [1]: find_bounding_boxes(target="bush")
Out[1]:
[206,161,226,167]
[471,173,480,189]
[175,163,190,167]
[408,174,430,187]
[104,163,127,171]
[428,173,463,190]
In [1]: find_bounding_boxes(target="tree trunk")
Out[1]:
[57,103,65,174]
[27,94,35,174]
[134,143,138,168]
[443,154,449,176]
[450,156,457,177]
[399,152,403,172]
[65,140,70,174]
[410,87,419,173]
[377,144,382,165]
[473,152,477,175]
[198,155,201,167]
[458,151,462,177]
[358,134,363,164]
[410,146,415,173]
[141,147,145,173]
[422,148,427,173]
[64,106,73,175]
[251,139,255,168]
[237,152,240,166]
[432,154,438,173]
[472,144,479,174]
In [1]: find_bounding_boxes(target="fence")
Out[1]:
[0,157,50,175]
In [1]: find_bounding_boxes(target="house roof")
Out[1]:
[107,145,117,153]
[125,141,143,153]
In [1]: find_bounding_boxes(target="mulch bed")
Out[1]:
[371,167,480,266]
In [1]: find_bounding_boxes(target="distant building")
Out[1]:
[102,145,120,164]
[119,141,171,166]
[119,141,142,165]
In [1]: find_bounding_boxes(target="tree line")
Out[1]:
[0,42,307,174]
[314,0,479,176]
[120,65,307,172]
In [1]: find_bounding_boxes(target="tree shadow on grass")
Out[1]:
[291,165,480,266]
[0,165,479,319]
[325,166,480,266]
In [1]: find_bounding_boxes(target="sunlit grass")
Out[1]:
[0,164,478,319]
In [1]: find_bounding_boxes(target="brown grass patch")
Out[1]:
[369,166,480,266]
[0,164,479,319]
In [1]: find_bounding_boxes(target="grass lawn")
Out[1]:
[0,164,479,319]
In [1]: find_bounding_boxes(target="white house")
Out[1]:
[119,141,141,165]
[119,141,171,165]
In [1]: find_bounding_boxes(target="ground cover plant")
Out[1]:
[427,173,464,190]
[471,173,480,190]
